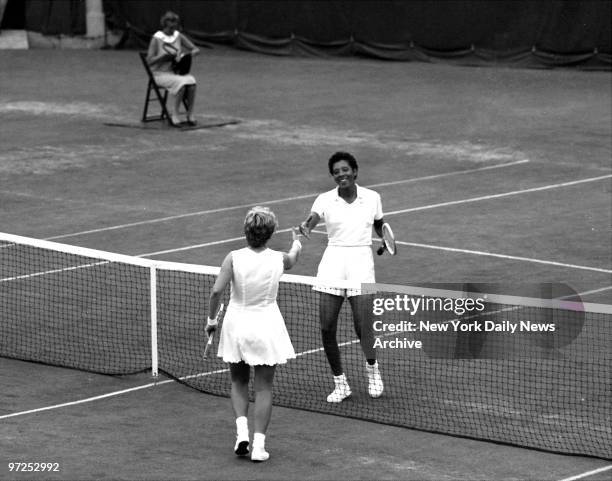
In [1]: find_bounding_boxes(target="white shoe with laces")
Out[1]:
[326,374,352,403]
[366,361,384,398]
[234,437,249,456]
[250,445,270,462]
[234,416,249,456]
[251,433,269,462]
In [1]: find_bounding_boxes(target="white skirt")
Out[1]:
[217,303,296,366]
[153,72,196,96]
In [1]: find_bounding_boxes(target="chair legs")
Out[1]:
[142,82,191,125]
[139,51,190,126]
[142,80,171,123]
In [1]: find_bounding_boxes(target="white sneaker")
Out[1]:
[326,374,352,403]
[234,416,249,456]
[234,437,249,456]
[366,362,384,398]
[251,445,269,462]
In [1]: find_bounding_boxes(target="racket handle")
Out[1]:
[377,244,386,256]
[203,332,215,358]
[298,224,310,239]
[204,302,223,358]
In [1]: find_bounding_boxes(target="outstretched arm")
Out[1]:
[283,228,303,270]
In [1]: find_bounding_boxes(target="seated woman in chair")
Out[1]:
[146,10,200,126]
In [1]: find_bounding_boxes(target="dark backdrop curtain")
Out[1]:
[20,0,612,69]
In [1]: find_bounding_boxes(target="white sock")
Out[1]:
[334,374,346,384]
[236,416,248,438]
[253,432,266,448]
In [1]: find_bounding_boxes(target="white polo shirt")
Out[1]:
[311,184,383,247]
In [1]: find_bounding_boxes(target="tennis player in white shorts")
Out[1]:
[299,151,385,402]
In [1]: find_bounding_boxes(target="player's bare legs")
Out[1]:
[169,86,184,125]
[348,294,376,360]
[185,84,197,123]
[229,362,250,456]
[320,292,352,402]
[252,365,276,461]
[320,292,345,375]
[230,362,250,417]
[348,293,383,397]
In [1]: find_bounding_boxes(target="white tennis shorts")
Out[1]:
[314,245,375,297]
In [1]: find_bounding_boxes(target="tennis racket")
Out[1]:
[376,223,397,256]
[204,303,224,359]
[298,213,315,239]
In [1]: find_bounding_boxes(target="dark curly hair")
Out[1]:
[328,151,358,174]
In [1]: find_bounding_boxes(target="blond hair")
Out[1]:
[244,206,278,247]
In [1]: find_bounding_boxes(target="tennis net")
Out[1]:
[1,232,610,459]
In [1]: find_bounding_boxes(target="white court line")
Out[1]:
[0,381,171,419]
[0,366,228,420]
[136,227,293,258]
[557,465,612,481]
[137,234,248,258]
[304,229,611,275]
[131,173,611,261]
[366,159,529,188]
[44,160,529,241]
[385,174,612,216]
[0,339,349,420]
[576,285,612,297]
[394,240,612,274]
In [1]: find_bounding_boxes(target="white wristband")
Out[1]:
[292,239,302,250]
[207,317,218,327]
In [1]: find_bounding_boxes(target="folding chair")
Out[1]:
[139,52,172,123]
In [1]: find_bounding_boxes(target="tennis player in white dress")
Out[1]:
[207,206,302,462]
[299,151,385,403]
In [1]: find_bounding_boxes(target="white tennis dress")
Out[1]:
[217,247,296,365]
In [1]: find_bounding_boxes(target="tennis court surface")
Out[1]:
[1,48,611,480]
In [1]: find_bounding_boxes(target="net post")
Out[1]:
[150,265,159,379]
